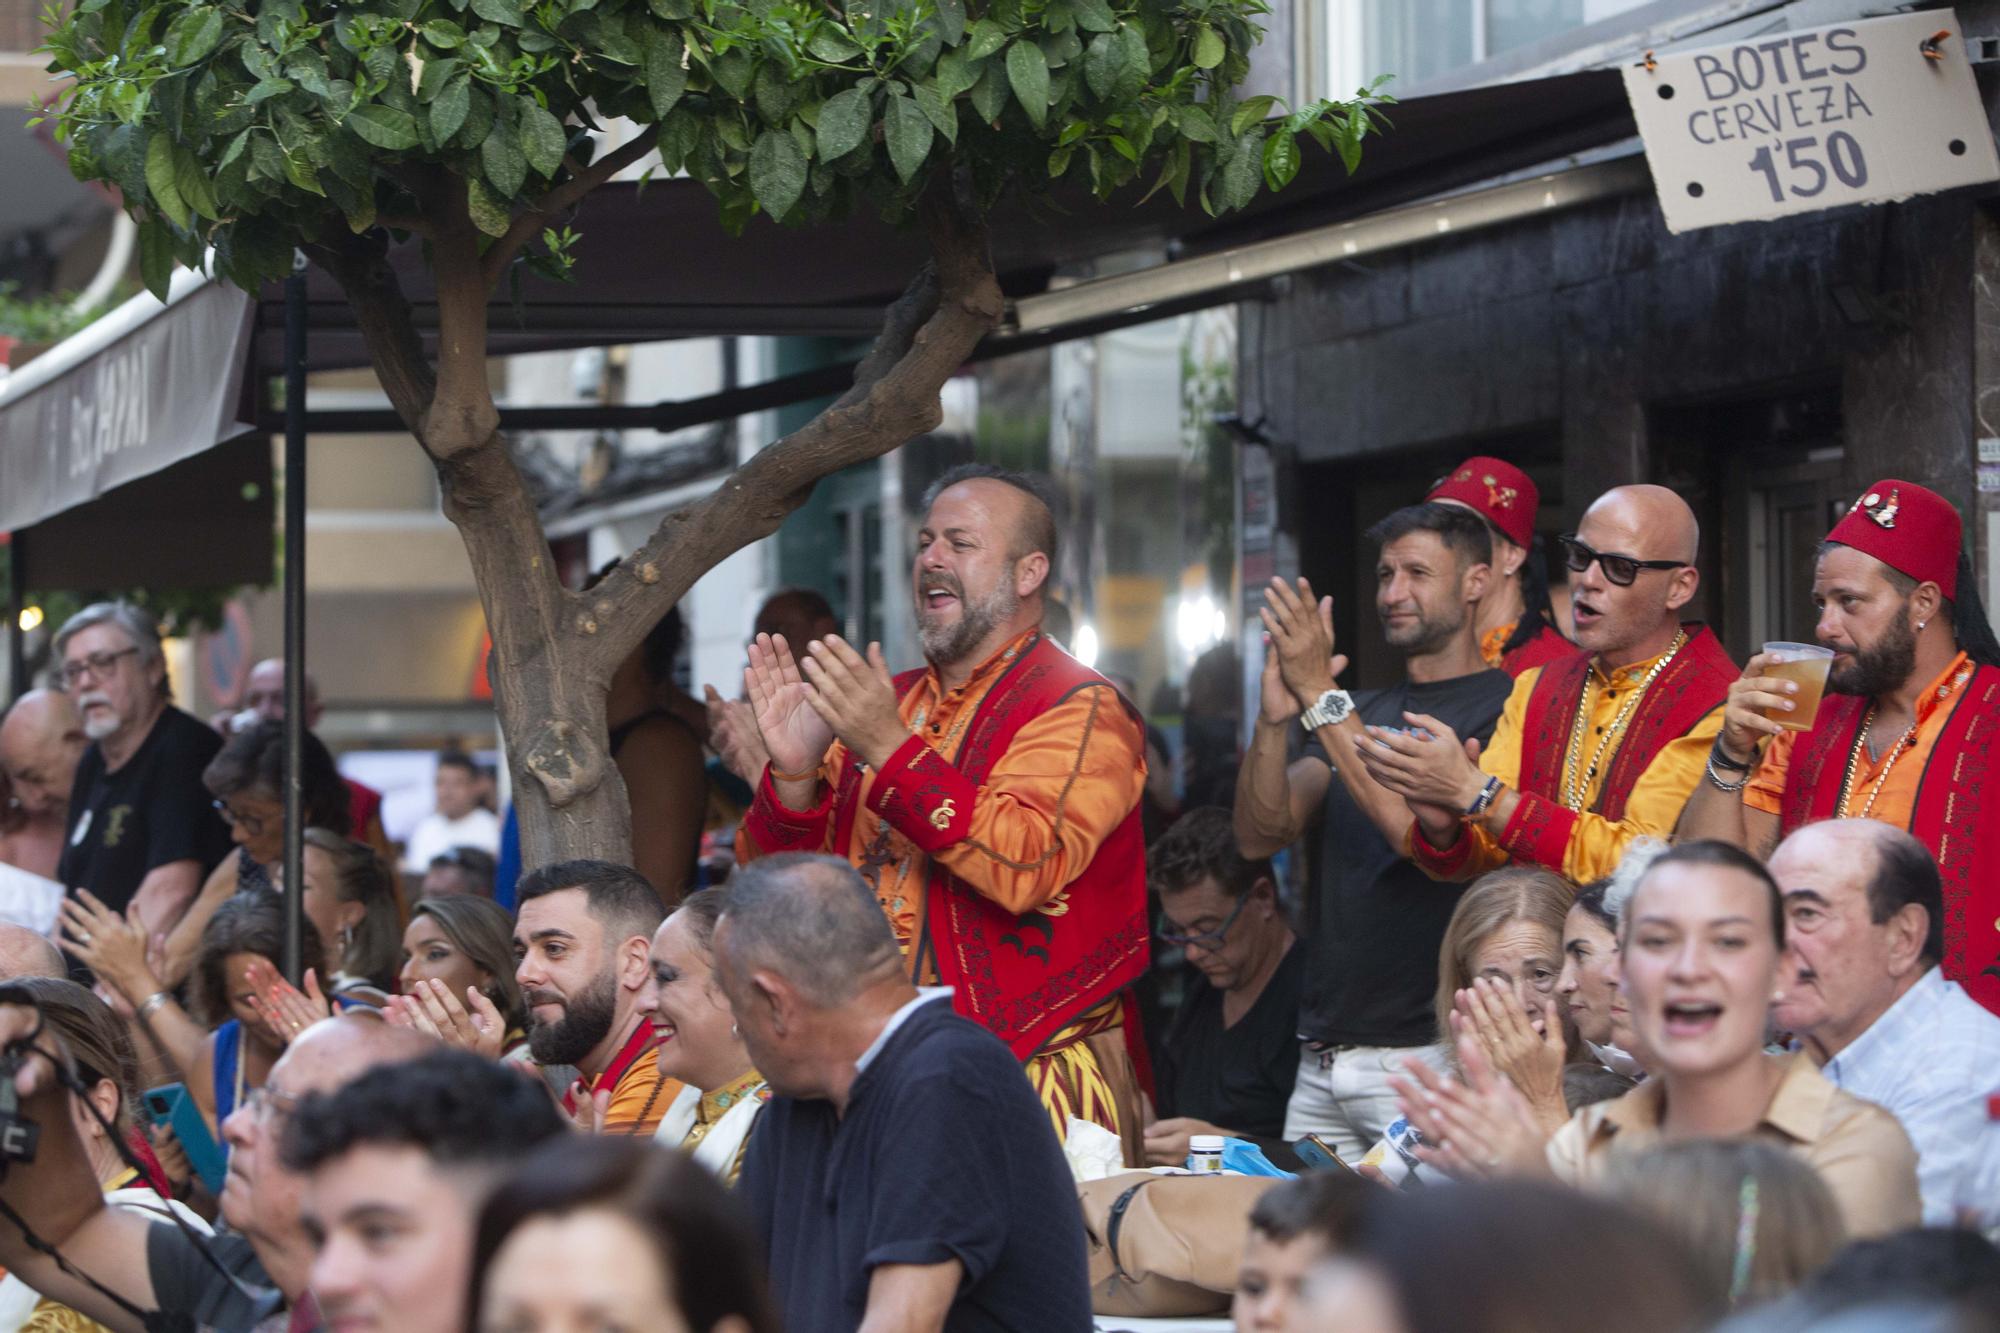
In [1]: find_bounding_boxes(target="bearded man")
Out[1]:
[1680,478,2000,1014]
[735,463,1151,1159]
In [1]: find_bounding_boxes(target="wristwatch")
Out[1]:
[1300,688,1356,732]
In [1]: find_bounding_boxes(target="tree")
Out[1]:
[41,0,1383,868]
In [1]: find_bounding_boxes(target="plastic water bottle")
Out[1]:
[1186,1134,1226,1173]
[1957,1093,2000,1242]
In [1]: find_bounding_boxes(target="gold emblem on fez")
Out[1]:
[929,798,957,830]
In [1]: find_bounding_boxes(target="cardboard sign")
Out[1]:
[1623,9,2000,233]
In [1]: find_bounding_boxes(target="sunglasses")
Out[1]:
[1558,534,1687,588]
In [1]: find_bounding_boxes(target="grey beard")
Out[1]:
[920,584,1020,666]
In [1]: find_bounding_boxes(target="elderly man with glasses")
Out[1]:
[53,602,232,937]
[1357,484,1737,890]
[1142,808,1302,1167]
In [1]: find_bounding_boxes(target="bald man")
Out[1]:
[0,1010,432,1331]
[0,689,87,879]
[0,923,65,979]
[736,462,1152,1161]
[1360,485,1738,886]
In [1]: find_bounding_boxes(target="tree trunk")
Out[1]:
[319,176,1004,871]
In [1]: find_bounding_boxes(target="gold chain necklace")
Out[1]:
[1835,707,1920,820]
[1560,629,1689,812]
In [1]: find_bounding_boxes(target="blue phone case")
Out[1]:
[143,1082,228,1196]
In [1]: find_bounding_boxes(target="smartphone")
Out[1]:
[1291,1134,1359,1174]
[143,1083,227,1196]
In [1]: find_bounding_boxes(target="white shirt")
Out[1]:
[1819,966,2000,1223]
[401,807,500,872]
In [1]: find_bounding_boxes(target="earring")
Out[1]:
[1917,621,1927,631]
[731,1022,740,1040]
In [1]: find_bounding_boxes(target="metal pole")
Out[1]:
[280,255,308,985]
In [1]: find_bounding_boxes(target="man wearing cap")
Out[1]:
[1427,457,1575,676]
[1359,485,1736,888]
[1680,479,2000,1013]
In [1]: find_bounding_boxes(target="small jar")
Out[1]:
[1187,1134,1226,1173]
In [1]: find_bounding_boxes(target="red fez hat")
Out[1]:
[1824,480,1961,600]
[1426,456,1538,549]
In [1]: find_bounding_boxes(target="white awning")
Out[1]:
[0,266,254,532]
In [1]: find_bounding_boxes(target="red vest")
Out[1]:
[1518,625,1737,819]
[1777,665,2000,1015]
[1502,620,1580,678]
[829,636,1149,1060]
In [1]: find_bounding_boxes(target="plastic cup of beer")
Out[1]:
[1761,642,1834,733]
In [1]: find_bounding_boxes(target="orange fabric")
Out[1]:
[736,628,1148,967]
[1746,652,1971,823]
[1479,622,1517,669]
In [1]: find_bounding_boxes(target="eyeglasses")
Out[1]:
[213,799,268,838]
[1558,534,1688,588]
[1158,893,1249,951]
[59,647,139,687]
[242,1084,300,1124]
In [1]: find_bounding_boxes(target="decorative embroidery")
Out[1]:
[928,797,957,830]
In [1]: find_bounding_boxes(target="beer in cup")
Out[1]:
[1761,642,1834,733]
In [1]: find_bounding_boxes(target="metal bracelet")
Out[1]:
[1463,774,1502,819]
[1709,737,1757,772]
[1704,755,1750,793]
[136,991,173,1022]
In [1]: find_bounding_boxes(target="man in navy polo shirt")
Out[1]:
[718,853,1090,1333]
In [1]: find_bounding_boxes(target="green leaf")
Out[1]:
[217,129,252,172]
[1114,23,1149,97]
[138,219,175,301]
[466,176,511,236]
[753,64,798,125]
[747,127,806,218]
[1083,32,1118,100]
[423,19,466,47]
[430,75,470,141]
[165,6,223,66]
[1005,41,1049,130]
[1221,128,1261,210]
[1108,133,1136,162]
[1176,104,1217,142]
[647,0,693,17]
[173,143,220,220]
[934,0,966,46]
[1047,143,1074,176]
[883,93,933,183]
[481,119,526,195]
[144,131,190,230]
[934,48,979,100]
[968,59,1007,123]
[807,26,862,62]
[645,29,687,118]
[468,0,523,25]
[965,18,1008,62]
[244,78,294,105]
[815,86,871,161]
[1230,95,1276,136]
[346,104,421,150]
[1192,23,1224,70]
[519,100,566,178]
[1057,118,1088,147]
[912,84,956,144]
[1262,129,1298,190]
[712,49,753,100]
[1072,0,1115,33]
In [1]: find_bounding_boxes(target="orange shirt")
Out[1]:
[738,629,1147,965]
[1746,652,1973,825]
[561,1022,679,1137]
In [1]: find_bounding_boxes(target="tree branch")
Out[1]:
[580,185,1002,671]
[480,126,661,290]
[307,231,438,436]
[374,212,432,237]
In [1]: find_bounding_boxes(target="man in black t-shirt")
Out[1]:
[1234,503,1512,1158]
[720,853,1091,1333]
[52,602,231,930]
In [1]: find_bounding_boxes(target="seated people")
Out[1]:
[638,889,768,1183]
[1767,820,2000,1223]
[401,751,500,874]
[280,1049,567,1332]
[470,1137,779,1333]
[1558,879,1642,1077]
[718,853,1091,1333]
[1234,1170,1375,1333]
[0,1010,431,1331]
[300,828,407,1004]
[422,846,497,899]
[391,893,531,1061]
[1144,808,1302,1167]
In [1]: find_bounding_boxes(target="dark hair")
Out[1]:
[1364,501,1494,574]
[1820,543,2000,670]
[1148,807,1272,900]
[671,888,727,958]
[1628,840,1784,948]
[1572,880,1617,933]
[516,859,664,944]
[1501,537,1561,659]
[195,892,326,1029]
[410,895,527,1036]
[435,750,479,779]
[1855,824,1946,968]
[201,718,351,837]
[718,853,899,1006]
[1247,1170,1374,1248]
[469,1137,779,1333]
[1797,1229,2000,1322]
[303,828,407,992]
[15,977,139,1132]
[921,462,1061,572]
[281,1049,565,1173]
[426,846,498,896]
[1350,1180,1716,1333]
[757,587,836,631]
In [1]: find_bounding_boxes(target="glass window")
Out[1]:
[1486,0,1584,56]
[1355,0,1476,91]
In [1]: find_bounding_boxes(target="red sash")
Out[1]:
[1777,665,2000,1014]
[1517,625,1737,819]
[1501,621,1580,678]
[828,635,1149,1060]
